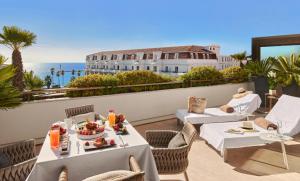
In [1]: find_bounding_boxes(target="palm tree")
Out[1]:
[272,54,300,86]
[50,67,55,84]
[71,69,75,76]
[44,75,52,89]
[230,51,247,68]
[0,55,22,110]
[0,26,37,91]
[61,69,65,87]
[77,70,81,77]
[56,71,61,87]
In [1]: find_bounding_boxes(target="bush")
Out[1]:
[115,70,172,85]
[68,74,119,88]
[180,66,223,86]
[221,66,249,83]
[24,71,44,90]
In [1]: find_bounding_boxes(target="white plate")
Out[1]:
[77,131,105,140]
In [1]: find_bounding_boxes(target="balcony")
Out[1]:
[1,82,300,181]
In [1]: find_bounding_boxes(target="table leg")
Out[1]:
[280,141,289,169]
[269,98,272,111]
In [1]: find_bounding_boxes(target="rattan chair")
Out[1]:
[59,155,144,181]
[65,104,95,118]
[0,139,37,181]
[146,122,197,181]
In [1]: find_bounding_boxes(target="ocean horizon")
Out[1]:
[24,62,86,87]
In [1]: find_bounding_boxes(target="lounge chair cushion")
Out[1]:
[82,170,139,181]
[168,132,187,148]
[0,154,10,168]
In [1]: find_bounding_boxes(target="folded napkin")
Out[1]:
[220,104,234,113]
[254,117,278,130]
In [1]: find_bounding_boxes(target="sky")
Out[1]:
[0,0,300,63]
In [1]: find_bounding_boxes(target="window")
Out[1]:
[168,53,175,59]
[113,65,115,70]
[117,65,119,70]
[165,66,168,72]
[143,54,147,60]
[132,66,134,70]
[147,66,150,70]
[179,52,191,59]
[122,54,126,60]
[92,55,97,60]
[161,53,166,59]
[148,53,153,59]
[175,66,178,73]
[136,66,139,70]
[125,66,127,70]
[112,54,118,60]
[86,56,90,60]
[153,66,157,72]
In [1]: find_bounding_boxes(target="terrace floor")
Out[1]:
[134,118,300,181]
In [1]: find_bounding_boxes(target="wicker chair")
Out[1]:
[59,156,144,181]
[146,122,197,181]
[0,139,37,181]
[65,104,94,118]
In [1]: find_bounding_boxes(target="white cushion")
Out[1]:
[72,112,95,124]
[176,93,261,124]
[265,95,300,136]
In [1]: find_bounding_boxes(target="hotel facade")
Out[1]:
[85,45,239,76]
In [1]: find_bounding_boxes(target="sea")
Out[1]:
[23,63,85,87]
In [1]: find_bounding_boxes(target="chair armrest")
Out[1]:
[58,167,68,181]
[0,157,37,181]
[145,130,178,147]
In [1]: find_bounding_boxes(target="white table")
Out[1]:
[259,133,293,169]
[27,121,159,181]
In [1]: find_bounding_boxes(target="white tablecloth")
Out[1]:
[27,121,159,181]
[176,94,261,124]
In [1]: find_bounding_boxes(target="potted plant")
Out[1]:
[268,75,278,96]
[272,54,300,97]
[244,57,274,104]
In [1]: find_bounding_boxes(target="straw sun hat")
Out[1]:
[233,87,252,99]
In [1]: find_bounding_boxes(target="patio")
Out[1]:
[134,118,300,181]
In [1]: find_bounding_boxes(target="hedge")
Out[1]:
[180,66,223,86]
[220,66,249,83]
[66,67,249,98]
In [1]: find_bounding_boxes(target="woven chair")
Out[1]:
[0,139,37,181]
[146,122,197,181]
[59,156,144,181]
[65,104,94,118]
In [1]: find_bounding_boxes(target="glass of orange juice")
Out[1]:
[50,129,60,149]
[108,111,116,127]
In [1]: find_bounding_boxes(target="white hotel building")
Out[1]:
[85,45,239,76]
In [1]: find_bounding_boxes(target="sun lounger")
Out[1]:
[176,93,262,125]
[200,95,300,160]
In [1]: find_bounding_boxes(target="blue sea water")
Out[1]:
[23,63,85,87]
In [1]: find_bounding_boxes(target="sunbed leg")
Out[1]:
[177,118,181,126]
[223,149,228,162]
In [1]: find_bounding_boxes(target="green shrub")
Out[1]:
[115,70,172,85]
[221,66,249,83]
[180,66,223,86]
[68,74,119,88]
[24,71,44,90]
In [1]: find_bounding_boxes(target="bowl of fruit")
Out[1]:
[77,121,105,140]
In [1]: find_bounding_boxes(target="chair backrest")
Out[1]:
[0,139,35,165]
[227,93,262,114]
[181,122,197,149]
[65,105,94,118]
[266,94,300,136]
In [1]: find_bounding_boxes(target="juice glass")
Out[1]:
[108,112,116,127]
[50,129,60,149]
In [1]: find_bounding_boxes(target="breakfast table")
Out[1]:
[26,121,159,181]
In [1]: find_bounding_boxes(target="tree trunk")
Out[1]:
[12,49,25,91]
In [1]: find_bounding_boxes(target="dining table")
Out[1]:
[26,120,159,181]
